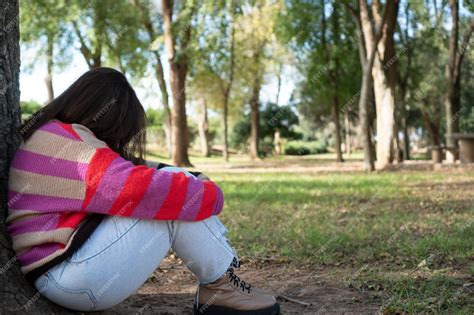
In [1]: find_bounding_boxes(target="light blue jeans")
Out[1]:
[34,167,237,311]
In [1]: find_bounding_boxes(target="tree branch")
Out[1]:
[72,21,92,68]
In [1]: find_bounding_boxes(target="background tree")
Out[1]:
[20,0,72,102]
[189,0,240,161]
[237,0,280,160]
[281,0,361,162]
[161,0,198,166]
[134,0,173,157]
[444,0,473,156]
[347,0,388,171]
[231,103,299,155]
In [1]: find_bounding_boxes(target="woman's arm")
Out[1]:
[81,148,223,221]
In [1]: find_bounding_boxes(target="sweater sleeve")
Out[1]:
[61,123,224,221]
[81,147,224,221]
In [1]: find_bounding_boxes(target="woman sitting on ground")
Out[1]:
[6,67,280,315]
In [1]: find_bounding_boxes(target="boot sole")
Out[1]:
[193,303,280,315]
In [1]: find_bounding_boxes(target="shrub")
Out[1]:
[283,140,328,155]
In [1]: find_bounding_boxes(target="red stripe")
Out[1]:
[194,181,217,221]
[82,148,119,210]
[154,173,189,220]
[108,165,154,217]
[56,122,82,140]
[56,212,88,229]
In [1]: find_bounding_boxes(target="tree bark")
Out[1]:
[44,33,54,103]
[0,2,73,312]
[445,0,473,148]
[369,0,399,169]
[329,2,343,162]
[249,72,261,160]
[198,97,210,157]
[421,108,441,147]
[221,14,236,162]
[331,96,343,162]
[344,111,351,155]
[349,0,390,171]
[162,0,192,166]
[358,64,376,171]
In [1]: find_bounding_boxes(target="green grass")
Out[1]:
[212,168,473,313]
[147,151,474,313]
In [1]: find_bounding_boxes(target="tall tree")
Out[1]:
[197,97,211,157]
[238,0,280,160]
[70,0,107,68]
[367,0,399,169]
[161,0,197,166]
[282,0,360,163]
[347,0,391,171]
[445,0,474,158]
[324,0,343,162]
[191,0,239,161]
[20,0,72,102]
[134,0,173,157]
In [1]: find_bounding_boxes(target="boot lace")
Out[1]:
[227,267,251,294]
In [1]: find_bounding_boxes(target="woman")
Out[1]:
[7,67,280,314]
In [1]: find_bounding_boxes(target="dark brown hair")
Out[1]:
[20,67,147,165]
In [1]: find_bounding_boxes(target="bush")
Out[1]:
[283,140,328,155]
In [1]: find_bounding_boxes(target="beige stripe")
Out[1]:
[13,228,74,252]
[5,209,39,224]
[72,124,109,149]
[21,223,83,274]
[9,168,85,200]
[23,130,96,163]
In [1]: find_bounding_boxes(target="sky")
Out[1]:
[19,44,296,114]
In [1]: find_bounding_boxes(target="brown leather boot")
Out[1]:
[193,268,280,315]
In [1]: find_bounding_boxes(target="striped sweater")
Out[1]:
[6,119,224,283]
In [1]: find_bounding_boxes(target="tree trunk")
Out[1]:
[162,0,192,166]
[134,0,173,158]
[329,2,343,163]
[369,0,399,169]
[392,120,402,162]
[169,63,191,166]
[445,0,460,149]
[344,111,351,155]
[249,75,261,160]
[421,109,441,147]
[198,97,210,157]
[0,2,72,312]
[152,52,173,158]
[358,64,375,171]
[221,15,236,162]
[274,130,281,155]
[331,96,343,162]
[45,33,54,103]
[222,100,229,161]
[402,116,410,160]
[351,0,390,171]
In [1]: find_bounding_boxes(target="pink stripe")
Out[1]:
[12,150,88,181]
[7,191,83,212]
[7,213,61,236]
[85,157,132,214]
[213,187,224,215]
[39,122,81,141]
[132,171,172,219]
[18,243,62,266]
[179,178,204,220]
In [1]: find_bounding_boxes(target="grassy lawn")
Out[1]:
[147,152,474,313]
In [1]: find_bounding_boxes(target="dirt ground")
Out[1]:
[104,257,382,315]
